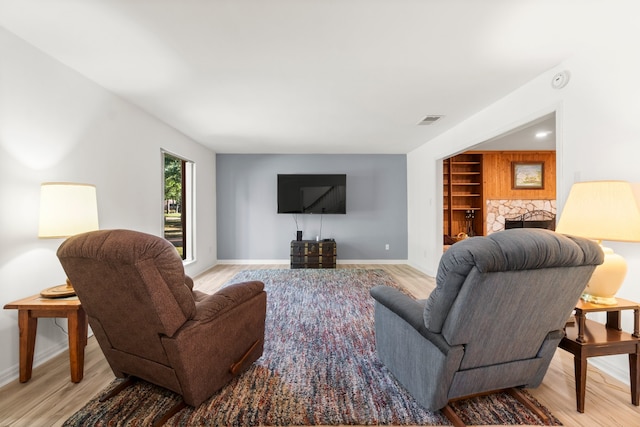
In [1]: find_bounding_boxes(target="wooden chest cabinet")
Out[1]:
[290,240,336,269]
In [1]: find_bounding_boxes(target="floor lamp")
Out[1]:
[556,181,640,305]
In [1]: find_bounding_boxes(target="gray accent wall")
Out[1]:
[216,154,408,261]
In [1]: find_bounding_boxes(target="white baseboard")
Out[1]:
[338,260,409,265]
[0,340,68,388]
[589,355,631,386]
[216,259,289,265]
[407,261,437,277]
[216,259,410,265]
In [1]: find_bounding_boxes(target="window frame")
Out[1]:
[162,150,196,263]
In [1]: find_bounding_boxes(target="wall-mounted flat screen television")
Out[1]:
[277,174,346,214]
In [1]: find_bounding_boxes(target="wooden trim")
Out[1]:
[441,404,466,427]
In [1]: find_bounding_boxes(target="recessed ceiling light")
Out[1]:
[535,131,552,138]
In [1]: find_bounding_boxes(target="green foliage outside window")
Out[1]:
[164,154,185,258]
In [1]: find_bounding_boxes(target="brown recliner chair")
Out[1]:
[57,229,266,412]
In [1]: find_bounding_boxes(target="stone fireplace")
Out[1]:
[486,199,556,235]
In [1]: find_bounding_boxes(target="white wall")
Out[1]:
[0,28,217,385]
[408,38,640,383]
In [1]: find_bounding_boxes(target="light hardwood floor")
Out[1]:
[1,264,638,426]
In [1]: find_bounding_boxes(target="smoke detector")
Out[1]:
[418,115,444,125]
[551,71,571,89]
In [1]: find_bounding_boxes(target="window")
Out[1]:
[163,151,195,261]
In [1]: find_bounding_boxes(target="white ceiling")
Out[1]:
[0,1,628,154]
[474,113,556,152]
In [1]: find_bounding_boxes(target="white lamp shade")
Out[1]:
[38,182,99,238]
[556,180,640,304]
[556,181,640,243]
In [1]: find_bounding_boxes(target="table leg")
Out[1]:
[575,310,586,343]
[630,349,639,406]
[606,310,622,331]
[574,354,588,413]
[67,307,88,383]
[17,310,37,383]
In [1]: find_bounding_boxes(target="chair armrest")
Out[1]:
[185,275,194,290]
[371,285,426,332]
[370,285,452,354]
[193,281,265,322]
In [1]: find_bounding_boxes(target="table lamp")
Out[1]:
[556,181,640,305]
[38,182,99,298]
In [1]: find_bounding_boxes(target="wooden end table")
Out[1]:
[559,298,639,413]
[3,294,88,383]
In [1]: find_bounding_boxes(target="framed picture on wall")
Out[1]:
[512,162,544,189]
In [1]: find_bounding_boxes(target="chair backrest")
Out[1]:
[57,229,197,365]
[424,228,603,370]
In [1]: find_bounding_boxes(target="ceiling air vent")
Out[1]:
[418,115,444,125]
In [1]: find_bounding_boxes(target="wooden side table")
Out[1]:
[559,298,639,413]
[3,294,88,383]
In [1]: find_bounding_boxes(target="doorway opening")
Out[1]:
[442,112,557,249]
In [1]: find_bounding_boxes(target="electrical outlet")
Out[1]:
[385,244,390,250]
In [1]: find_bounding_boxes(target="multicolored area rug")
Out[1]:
[64,269,561,426]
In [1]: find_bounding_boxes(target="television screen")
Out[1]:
[277,174,346,214]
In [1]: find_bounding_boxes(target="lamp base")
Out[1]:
[580,293,617,305]
[579,245,627,306]
[40,278,76,298]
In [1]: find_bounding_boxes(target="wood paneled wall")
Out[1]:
[479,151,556,200]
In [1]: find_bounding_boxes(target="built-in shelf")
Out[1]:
[443,153,484,238]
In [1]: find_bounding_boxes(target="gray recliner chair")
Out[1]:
[371,228,603,425]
